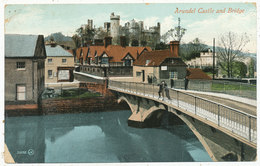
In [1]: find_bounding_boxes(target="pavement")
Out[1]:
[177,89,257,116]
[177,89,256,107]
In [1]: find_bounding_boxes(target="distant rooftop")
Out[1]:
[5,34,39,58]
[45,45,73,57]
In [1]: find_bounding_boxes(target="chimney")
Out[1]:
[50,36,57,47]
[169,41,179,57]
[120,36,126,47]
[50,41,57,47]
[104,36,112,47]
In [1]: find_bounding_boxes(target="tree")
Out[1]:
[179,38,207,60]
[155,42,169,50]
[232,61,247,78]
[217,32,250,78]
[248,58,256,78]
[161,18,186,43]
[95,27,108,40]
[72,34,81,48]
[75,26,95,46]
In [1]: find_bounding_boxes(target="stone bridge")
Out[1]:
[108,80,257,162]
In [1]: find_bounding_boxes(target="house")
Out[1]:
[5,34,46,109]
[186,48,218,68]
[76,37,152,77]
[133,41,187,84]
[45,42,74,84]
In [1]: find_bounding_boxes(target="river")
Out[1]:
[5,110,212,163]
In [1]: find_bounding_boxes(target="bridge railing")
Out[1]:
[108,80,257,145]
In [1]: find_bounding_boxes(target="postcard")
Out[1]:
[1,0,258,166]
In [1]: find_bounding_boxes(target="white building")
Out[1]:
[186,48,218,68]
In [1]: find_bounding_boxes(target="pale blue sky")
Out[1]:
[4,3,257,53]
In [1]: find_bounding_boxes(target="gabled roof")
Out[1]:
[45,45,73,57]
[5,34,39,58]
[134,50,175,66]
[186,68,212,80]
[75,47,89,60]
[75,45,152,63]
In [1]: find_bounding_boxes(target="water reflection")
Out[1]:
[5,111,211,163]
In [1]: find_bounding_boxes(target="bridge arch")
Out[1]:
[168,109,217,161]
[117,96,135,113]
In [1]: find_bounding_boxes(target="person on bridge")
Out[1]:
[184,77,189,90]
[165,83,170,100]
[158,81,166,100]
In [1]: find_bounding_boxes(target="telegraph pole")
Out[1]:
[175,18,186,42]
[177,18,180,41]
[213,38,215,79]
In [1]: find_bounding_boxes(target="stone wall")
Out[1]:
[42,96,124,114]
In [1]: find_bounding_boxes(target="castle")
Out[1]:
[82,12,161,49]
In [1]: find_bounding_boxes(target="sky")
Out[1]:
[4,2,257,53]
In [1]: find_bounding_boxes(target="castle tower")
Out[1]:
[110,12,120,45]
[87,19,93,29]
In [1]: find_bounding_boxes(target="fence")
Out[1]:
[108,80,257,145]
[168,79,256,100]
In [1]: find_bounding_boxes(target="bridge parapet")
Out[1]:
[108,80,257,148]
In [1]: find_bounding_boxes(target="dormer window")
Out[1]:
[145,60,150,66]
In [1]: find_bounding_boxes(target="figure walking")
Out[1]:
[165,83,170,99]
[184,77,189,90]
[158,81,165,100]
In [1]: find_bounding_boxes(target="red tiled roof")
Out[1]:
[75,47,89,61]
[76,45,152,63]
[134,50,176,66]
[186,68,212,80]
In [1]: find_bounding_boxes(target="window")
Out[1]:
[48,70,53,78]
[136,72,141,77]
[48,59,53,63]
[101,57,109,64]
[16,85,26,100]
[169,71,178,80]
[62,59,67,63]
[125,59,131,66]
[16,62,25,70]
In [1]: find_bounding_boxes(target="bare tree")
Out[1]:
[161,18,186,43]
[217,32,249,78]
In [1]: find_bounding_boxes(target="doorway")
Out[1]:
[142,70,145,82]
